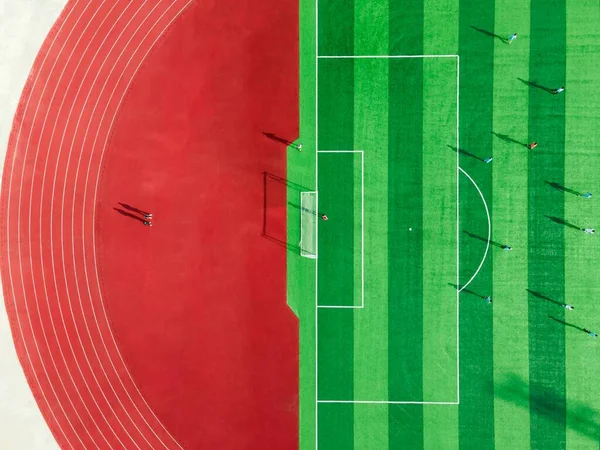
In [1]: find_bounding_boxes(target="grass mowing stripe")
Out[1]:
[295,0,318,446]
[490,0,531,447]
[458,0,496,448]
[422,55,459,436]
[387,57,424,450]
[522,0,568,448]
[317,0,353,56]
[317,403,353,450]
[422,2,459,448]
[527,0,567,448]
[389,0,424,55]
[317,58,355,447]
[354,0,389,56]
[564,1,600,447]
[387,17,424,450]
[353,58,390,449]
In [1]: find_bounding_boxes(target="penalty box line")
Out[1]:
[315,56,460,408]
[316,150,364,309]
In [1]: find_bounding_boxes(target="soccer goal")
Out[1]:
[300,191,318,259]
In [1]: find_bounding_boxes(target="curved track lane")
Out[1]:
[2,0,192,448]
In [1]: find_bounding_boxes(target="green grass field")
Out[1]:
[287,0,600,448]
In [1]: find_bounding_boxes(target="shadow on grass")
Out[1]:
[545,181,581,197]
[491,132,529,147]
[447,145,485,162]
[517,78,555,93]
[526,289,563,306]
[462,230,508,249]
[470,26,506,42]
[548,315,586,333]
[545,215,581,230]
[448,283,485,299]
[493,373,599,442]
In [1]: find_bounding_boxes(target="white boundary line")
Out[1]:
[316,150,364,309]
[314,52,461,417]
[319,54,459,59]
[457,167,491,293]
[318,400,459,405]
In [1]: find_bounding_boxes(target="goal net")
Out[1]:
[299,191,318,259]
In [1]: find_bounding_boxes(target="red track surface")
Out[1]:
[1,0,298,448]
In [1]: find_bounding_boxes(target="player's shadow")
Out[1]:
[462,230,507,249]
[448,283,486,299]
[470,26,506,42]
[263,132,300,149]
[113,208,145,223]
[494,373,600,441]
[517,78,555,93]
[545,181,581,197]
[548,315,586,332]
[526,289,562,306]
[264,171,311,192]
[491,132,529,148]
[544,215,581,230]
[447,145,485,162]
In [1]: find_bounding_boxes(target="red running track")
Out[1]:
[1,0,298,449]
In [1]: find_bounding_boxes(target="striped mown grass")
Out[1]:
[295,0,600,448]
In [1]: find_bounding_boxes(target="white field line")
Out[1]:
[318,400,459,405]
[316,150,364,309]
[457,166,491,293]
[318,54,459,59]
[314,55,461,411]
[314,0,319,444]
[455,55,460,404]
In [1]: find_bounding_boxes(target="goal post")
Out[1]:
[299,191,318,259]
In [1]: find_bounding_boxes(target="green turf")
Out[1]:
[294,0,600,448]
[490,0,532,447]
[527,0,567,447]
[352,58,390,448]
[293,0,317,447]
[564,2,600,449]
[457,0,496,447]
[388,56,425,449]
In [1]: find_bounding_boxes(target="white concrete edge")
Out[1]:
[0,1,67,448]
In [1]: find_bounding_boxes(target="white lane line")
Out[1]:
[85,1,193,448]
[8,2,103,448]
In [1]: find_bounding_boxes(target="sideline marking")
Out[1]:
[318,54,459,59]
[316,150,364,309]
[318,400,459,405]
